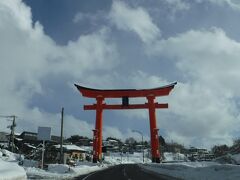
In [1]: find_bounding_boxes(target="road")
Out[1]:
[75,164,180,180]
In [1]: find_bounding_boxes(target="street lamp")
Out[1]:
[132,130,144,163]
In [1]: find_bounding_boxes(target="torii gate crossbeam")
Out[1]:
[75,82,177,163]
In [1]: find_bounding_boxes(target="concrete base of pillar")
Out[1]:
[93,158,98,163]
[152,157,160,163]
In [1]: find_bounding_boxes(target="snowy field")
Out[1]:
[2,148,240,180]
[140,162,240,180]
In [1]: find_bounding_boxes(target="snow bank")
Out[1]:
[71,164,105,176]
[0,159,27,180]
[0,149,27,180]
[214,153,240,164]
[76,161,99,166]
[140,162,240,180]
[163,152,188,162]
[25,162,106,179]
[231,154,240,164]
[103,152,151,165]
[48,164,71,173]
[22,159,38,168]
[0,149,22,162]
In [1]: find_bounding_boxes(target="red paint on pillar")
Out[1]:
[147,95,160,163]
[94,96,104,162]
[92,130,98,163]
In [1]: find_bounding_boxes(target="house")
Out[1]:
[103,139,120,153]
[18,131,61,143]
[188,147,214,161]
[15,131,62,156]
[135,144,144,152]
[54,144,88,164]
[0,132,9,148]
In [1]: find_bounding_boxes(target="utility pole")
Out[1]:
[0,115,17,152]
[60,107,64,164]
[10,116,16,152]
[41,140,45,169]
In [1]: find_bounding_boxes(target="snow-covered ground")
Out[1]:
[231,153,240,164]
[138,152,240,180]
[103,152,151,164]
[98,152,240,180]
[0,147,107,180]
[101,152,240,180]
[215,153,240,165]
[2,148,240,180]
[163,152,188,162]
[25,152,152,179]
[0,149,27,180]
[25,162,106,179]
[140,161,240,180]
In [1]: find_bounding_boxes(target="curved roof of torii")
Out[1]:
[74,82,177,98]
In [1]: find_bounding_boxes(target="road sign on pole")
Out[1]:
[37,127,51,169]
[37,127,51,141]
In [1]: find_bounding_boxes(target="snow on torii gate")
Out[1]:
[75,82,177,163]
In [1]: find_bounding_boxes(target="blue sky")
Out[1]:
[1,0,240,149]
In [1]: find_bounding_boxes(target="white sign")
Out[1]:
[37,126,51,141]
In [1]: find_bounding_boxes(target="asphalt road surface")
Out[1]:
[75,164,180,180]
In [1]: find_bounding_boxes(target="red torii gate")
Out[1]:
[75,82,177,163]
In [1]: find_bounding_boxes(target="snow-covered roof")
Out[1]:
[14,132,21,136]
[55,145,86,152]
[15,138,23,141]
[79,146,92,152]
[24,143,36,149]
[108,139,118,142]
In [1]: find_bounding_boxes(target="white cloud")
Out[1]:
[152,28,240,97]
[54,27,118,77]
[0,0,154,142]
[73,11,106,24]
[74,2,240,148]
[108,5,240,147]
[163,0,190,11]
[193,0,240,10]
[206,0,240,10]
[0,0,121,139]
[143,28,240,148]
[105,0,240,147]
[109,0,161,44]
[2,0,240,149]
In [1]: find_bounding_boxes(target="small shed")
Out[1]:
[55,144,87,164]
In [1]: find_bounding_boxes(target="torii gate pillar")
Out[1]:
[147,95,160,162]
[75,82,177,163]
[93,96,104,163]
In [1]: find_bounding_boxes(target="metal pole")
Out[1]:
[142,135,144,163]
[11,116,16,152]
[41,140,45,169]
[60,107,64,164]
